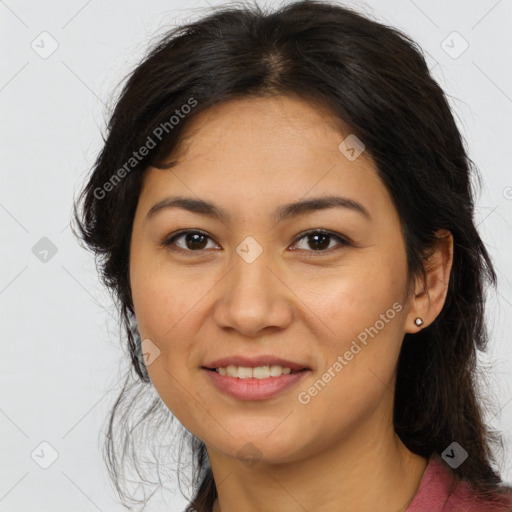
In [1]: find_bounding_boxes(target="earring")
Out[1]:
[414,317,424,327]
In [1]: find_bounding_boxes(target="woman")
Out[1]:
[73,1,512,510]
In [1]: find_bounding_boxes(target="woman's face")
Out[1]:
[129,95,419,464]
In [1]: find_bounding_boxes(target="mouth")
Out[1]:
[202,365,307,378]
[202,355,311,376]
[202,365,311,400]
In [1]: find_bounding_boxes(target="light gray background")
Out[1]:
[1,0,511,510]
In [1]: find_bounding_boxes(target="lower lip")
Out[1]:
[203,368,310,400]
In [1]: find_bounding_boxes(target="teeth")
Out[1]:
[215,365,294,378]
[253,366,270,379]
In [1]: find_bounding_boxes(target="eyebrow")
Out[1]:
[145,195,371,223]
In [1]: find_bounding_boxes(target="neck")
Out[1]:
[208,421,428,512]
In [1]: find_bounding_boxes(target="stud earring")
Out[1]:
[414,317,424,327]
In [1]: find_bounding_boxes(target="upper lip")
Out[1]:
[202,355,310,371]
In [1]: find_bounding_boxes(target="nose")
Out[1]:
[211,247,294,337]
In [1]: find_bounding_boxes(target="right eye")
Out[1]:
[161,230,220,255]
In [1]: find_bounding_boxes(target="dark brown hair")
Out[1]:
[72,1,512,510]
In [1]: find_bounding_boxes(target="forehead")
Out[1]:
[173,94,349,157]
[139,95,395,223]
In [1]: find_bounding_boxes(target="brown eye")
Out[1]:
[291,230,350,254]
[161,228,350,257]
[180,232,209,250]
[162,230,218,254]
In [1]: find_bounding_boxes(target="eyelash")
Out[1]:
[160,229,351,257]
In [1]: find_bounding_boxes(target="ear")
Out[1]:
[405,229,454,333]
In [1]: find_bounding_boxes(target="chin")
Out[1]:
[206,430,307,465]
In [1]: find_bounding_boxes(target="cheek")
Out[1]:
[130,247,203,341]
[129,256,210,412]
[131,274,206,431]
[293,259,407,345]
[295,355,396,452]
[131,278,198,377]
[294,278,405,442]
[145,363,209,443]
[295,255,407,407]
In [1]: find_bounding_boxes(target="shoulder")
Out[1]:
[447,477,512,512]
[407,455,512,512]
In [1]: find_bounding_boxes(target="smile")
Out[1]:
[202,366,310,400]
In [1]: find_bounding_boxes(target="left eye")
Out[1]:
[161,229,350,255]
[292,230,349,253]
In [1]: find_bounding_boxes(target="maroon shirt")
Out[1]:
[406,456,512,512]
